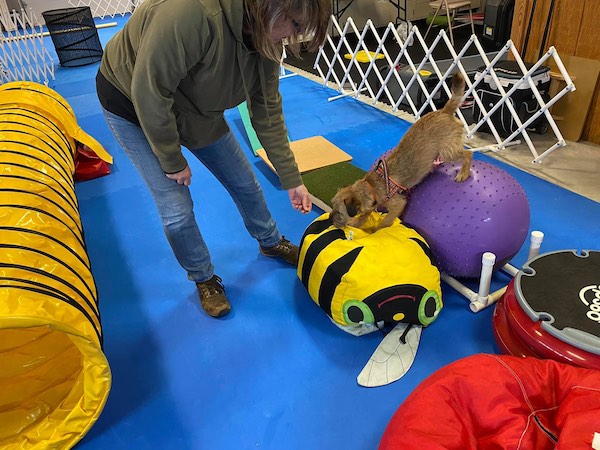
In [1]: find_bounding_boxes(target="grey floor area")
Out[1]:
[472,133,600,204]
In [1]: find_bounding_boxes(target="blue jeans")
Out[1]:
[102,108,282,283]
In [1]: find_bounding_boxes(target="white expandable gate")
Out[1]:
[67,0,145,19]
[0,1,127,86]
[315,16,575,163]
[0,8,54,85]
[67,0,135,19]
[0,0,11,29]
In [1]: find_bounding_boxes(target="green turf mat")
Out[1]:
[303,162,366,210]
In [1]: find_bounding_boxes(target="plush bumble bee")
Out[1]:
[298,212,442,328]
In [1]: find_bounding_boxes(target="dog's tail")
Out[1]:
[441,72,466,114]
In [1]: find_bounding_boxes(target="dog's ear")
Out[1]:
[344,197,359,217]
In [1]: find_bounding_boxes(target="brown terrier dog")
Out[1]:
[331,72,472,230]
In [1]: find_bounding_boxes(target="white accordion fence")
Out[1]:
[315,16,575,163]
[68,0,144,19]
[0,0,136,87]
[0,8,54,85]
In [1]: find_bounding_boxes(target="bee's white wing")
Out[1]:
[357,323,422,387]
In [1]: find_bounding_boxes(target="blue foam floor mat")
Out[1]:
[37,18,600,450]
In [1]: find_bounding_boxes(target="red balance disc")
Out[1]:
[493,250,600,370]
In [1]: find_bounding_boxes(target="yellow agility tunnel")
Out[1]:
[0,82,112,449]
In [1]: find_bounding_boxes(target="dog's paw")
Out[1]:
[454,172,470,182]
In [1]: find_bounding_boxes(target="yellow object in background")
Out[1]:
[0,82,111,449]
[344,50,385,64]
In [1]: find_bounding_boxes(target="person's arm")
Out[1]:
[130,6,210,177]
[249,59,302,190]
[249,60,311,213]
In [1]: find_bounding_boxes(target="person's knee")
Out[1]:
[234,177,262,196]
[161,209,194,229]
[157,198,194,229]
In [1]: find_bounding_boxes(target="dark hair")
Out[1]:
[244,0,331,61]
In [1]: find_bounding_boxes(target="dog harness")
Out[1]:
[373,158,410,204]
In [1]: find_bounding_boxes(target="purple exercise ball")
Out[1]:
[402,160,530,278]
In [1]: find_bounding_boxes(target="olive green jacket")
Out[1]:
[99,0,301,189]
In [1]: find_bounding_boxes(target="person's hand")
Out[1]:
[288,184,312,214]
[165,165,192,186]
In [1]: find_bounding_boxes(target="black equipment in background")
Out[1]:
[482,0,516,49]
[472,60,551,137]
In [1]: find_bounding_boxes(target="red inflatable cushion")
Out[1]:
[74,143,111,182]
[379,354,600,450]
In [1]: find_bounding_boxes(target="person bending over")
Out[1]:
[96,0,331,317]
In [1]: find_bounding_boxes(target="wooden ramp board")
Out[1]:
[237,101,262,155]
[256,136,352,174]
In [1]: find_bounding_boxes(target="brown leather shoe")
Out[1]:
[259,236,299,266]
[196,275,231,318]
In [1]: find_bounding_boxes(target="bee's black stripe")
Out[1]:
[301,228,346,288]
[410,237,437,267]
[317,247,363,316]
[299,215,334,251]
